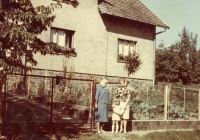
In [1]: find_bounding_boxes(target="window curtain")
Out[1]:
[129,42,134,53]
[118,40,136,57]
[118,40,123,55]
[50,28,72,48]
[123,41,129,56]
[65,33,70,48]
[58,30,66,47]
[51,28,57,43]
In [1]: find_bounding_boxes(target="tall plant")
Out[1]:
[124,51,142,77]
[0,0,79,124]
[0,0,78,72]
[155,27,199,85]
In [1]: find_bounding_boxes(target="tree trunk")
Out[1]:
[0,81,2,122]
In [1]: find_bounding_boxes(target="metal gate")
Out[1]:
[2,73,95,135]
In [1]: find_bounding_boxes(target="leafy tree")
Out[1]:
[124,51,142,77]
[156,42,181,83]
[191,50,200,84]
[0,0,78,72]
[155,27,198,85]
[0,0,78,126]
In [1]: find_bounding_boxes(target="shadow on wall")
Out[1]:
[101,14,155,41]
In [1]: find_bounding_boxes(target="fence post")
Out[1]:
[91,77,95,131]
[44,70,47,94]
[183,87,185,116]
[146,85,148,104]
[27,70,30,95]
[164,85,168,120]
[199,89,200,120]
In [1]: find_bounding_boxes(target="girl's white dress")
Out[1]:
[120,101,130,119]
[112,105,121,121]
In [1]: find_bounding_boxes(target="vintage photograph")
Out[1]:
[0,0,200,139]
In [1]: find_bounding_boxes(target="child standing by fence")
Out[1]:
[111,94,124,133]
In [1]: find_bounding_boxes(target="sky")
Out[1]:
[140,0,200,50]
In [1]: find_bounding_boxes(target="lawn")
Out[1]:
[5,130,200,140]
[65,130,200,140]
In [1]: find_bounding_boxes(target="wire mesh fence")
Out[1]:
[168,86,198,120]
[3,73,94,134]
[3,73,200,133]
[104,82,199,121]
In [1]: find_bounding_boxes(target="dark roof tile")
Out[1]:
[98,0,169,29]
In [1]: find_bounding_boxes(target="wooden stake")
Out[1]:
[164,85,168,120]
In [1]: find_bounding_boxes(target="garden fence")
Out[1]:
[102,82,200,121]
[3,73,94,134]
[2,73,200,134]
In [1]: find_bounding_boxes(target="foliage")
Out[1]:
[118,54,124,60]
[37,80,45,96]
[138,130,200,140]
[124,51,142,77]
[155,27,199,85]
[155,44,180,83]
[53,80,91,107]
[168,87,198,119]
[0,0,78,72]
[129,84,164,119]
[128,83,198,120]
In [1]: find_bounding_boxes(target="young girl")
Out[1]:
[111,94,124,133]
[119,93,130,133]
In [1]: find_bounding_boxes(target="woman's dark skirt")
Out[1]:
[94,103,108,122]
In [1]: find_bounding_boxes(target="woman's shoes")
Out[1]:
[97,131,102,134]
[101,129,106,133]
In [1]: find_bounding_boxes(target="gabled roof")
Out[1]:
[98,0,169,29]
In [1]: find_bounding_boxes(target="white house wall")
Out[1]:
[102,16,155,80]
[32,0,156,81]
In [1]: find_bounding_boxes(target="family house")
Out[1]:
[32,0,169,83]
[2,0,170,133]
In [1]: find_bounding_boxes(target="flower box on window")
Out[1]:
[117,54,125,63]
[69,47,77,57]
[50,27,76,57]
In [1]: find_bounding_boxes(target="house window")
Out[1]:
[50,27,74,49]
[118,39,137,61]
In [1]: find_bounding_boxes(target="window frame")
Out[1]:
[117,38,137,63]
[50,27,76,56]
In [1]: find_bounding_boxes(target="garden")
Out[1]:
[2,73,200,138]
[107,82,199,121]
[5,73,200,124]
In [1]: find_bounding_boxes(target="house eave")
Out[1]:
[100,11,170,29]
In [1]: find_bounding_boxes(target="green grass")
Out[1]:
[6,130,200,140]
[125,130,200,140]
[64,130,200,140]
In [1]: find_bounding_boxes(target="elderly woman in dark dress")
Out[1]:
[95,79,109,134]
